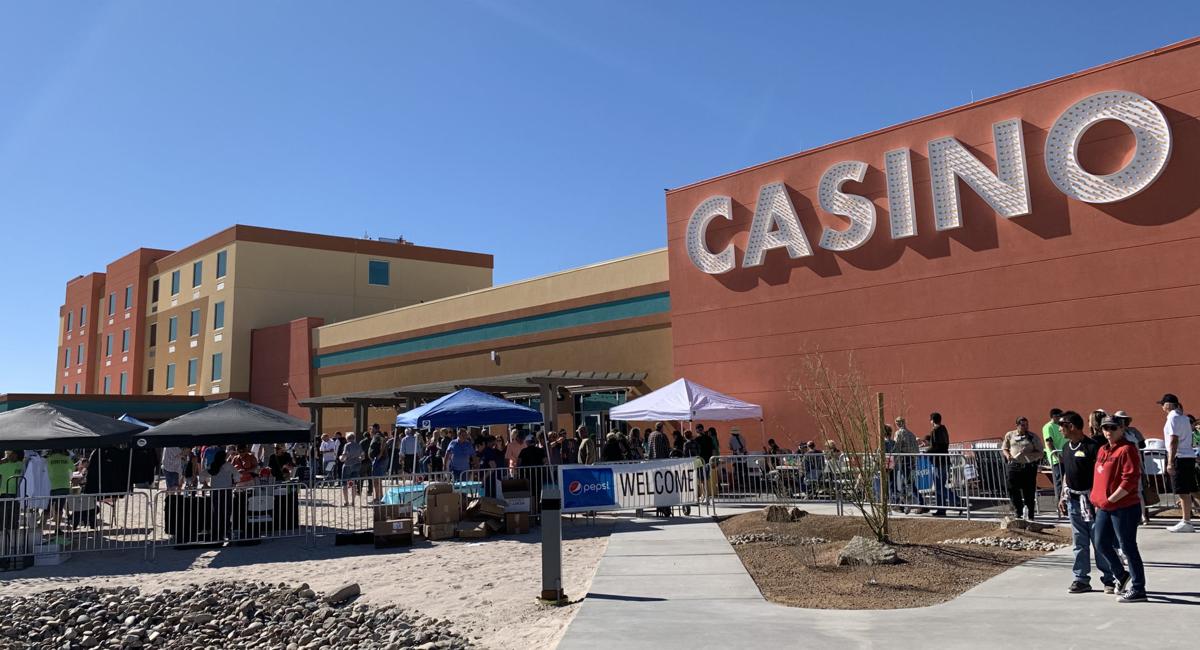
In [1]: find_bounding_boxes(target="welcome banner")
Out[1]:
[559,458,700,513]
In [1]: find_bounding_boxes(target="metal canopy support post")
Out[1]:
[538,384,557,448]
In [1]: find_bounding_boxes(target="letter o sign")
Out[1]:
[1044,90,1172,203]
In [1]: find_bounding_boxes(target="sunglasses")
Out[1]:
[1101,425,1120,431]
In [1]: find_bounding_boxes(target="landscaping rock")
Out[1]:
[999,516,1053,533]
[941,536,1067,552]
[764,505,791,522]
[324,583,361,606]
[788,507,808,521]
[836,535,900,566]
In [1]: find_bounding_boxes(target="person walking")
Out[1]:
[1092,415,1145,603]
[927,412,953,517]
[576,426,597,465]
[1043,408,1066,504]
[339,433,365,507]
[1158,393,1197,533]
[892,417,920,511]
[1001,417,1043,521]
[1056,411,1120,594]
[445,429,476,481]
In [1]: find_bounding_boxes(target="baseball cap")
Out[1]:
[1100,416,1120,428]
[1157,393,1180,405]
[1113,410,1130,419]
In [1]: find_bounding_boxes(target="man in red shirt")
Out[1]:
[1090,416,1146,603]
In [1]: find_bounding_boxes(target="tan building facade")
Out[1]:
[309,249,672,433]
[57,225,493,399]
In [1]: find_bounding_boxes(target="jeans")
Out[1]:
[1067,496,1115,585]
[1051,463,1063,504]
[1007,463,1038,518]
[893,461,920,505]
[1094,503,1145,592]
[931,456,957,514]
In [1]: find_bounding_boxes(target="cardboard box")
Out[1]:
[424,492,462,525]
[504,496,531,513]
[483,518,504,533]
[466,497,506,519]
[505,512,530,534]
[423,523,456,541]
[373,503,413,523]
[455,521,490,539]
[425,482,453,496]
[373,519,414,536]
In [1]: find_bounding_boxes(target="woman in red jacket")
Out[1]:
[1090,416,1146,603]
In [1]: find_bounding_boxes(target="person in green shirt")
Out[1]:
[45,449,73,531]
[0,451,23,497]
[1044,408,1066,504]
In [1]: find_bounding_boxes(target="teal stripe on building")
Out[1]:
[315,291,670,369]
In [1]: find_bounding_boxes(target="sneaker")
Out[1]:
[1166,521,1195,533]
[1116,572,1131,593]
[1103,584,1115,595]
[1068,581,1091,594]
[1117,590,1147,603]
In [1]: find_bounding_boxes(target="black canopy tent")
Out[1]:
[133,399,312,447]
[0,402,146,451]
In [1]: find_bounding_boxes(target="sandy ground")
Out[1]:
[0,515,614,650]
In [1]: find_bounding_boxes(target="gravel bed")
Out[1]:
[0,581,472,650]
[728,532,829,546]
[940,536,1068,552]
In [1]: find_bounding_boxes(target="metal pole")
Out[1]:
[539,484,565,604]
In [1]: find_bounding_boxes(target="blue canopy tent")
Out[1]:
[395,388,543,429]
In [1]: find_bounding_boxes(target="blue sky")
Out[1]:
[2,1,1197,392]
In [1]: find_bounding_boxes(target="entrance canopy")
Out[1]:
[0,402,147,450]
[609,378,762,422]
[133,399,312,447]
[395,388,542,429]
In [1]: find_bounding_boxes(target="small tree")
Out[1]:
[791,350,891,543]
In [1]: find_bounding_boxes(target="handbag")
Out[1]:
[1142,474,1160,506]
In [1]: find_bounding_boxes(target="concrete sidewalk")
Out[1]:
[558,513,1199,649]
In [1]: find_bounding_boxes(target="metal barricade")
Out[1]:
[708,454,843,513]
[460,465,560,516]
[307,471,453,537]
[2,489,153,564]
[149,483,306,556]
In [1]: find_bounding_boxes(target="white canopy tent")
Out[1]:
[609,378,762,422]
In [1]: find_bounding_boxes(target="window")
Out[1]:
[105,334,112,357]
[102,376,111,395]
[74,383,80,395]
[63,348,70,369]
[151,278,160,303]
[189,309,201,337]
[76,344,82,365]
[192,261,202,288]
[147,368,155,392]
[121,328,130,353]
[80,306,86,327]
[187,358,198,386]
[149,323,157,347]
[62,386,67,395]
[124,285,133,310]
[213,301,225,329]
[211,352,223,382]
[65,312,72,332]
[165,363,176,390]
[107,293,115,316]
[119,372,127,395]
[168,316,178,342]
[368,260,389,286]
[216,250,228,278]
[171,270,180,295]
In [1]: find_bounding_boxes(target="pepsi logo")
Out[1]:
[568,481,582,495]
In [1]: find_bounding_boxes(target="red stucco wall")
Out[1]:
[250,317,323,419]
[665,39,1200,448]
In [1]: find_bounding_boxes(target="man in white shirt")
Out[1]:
[398,428,421,473]
[1159,393,1197,533]
[319,433,340,478]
